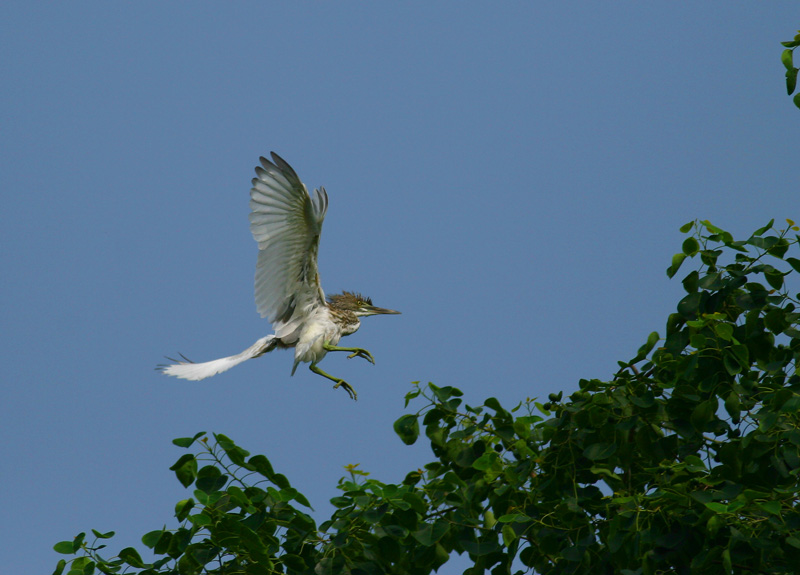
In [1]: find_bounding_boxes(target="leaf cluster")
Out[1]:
[781,31,800,110]
[54,220,800,574]
[54,432,318,575]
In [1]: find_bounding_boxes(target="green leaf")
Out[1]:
[404,384,421,407]
[461,538,500,556]
[52,559,66,575]
[682,270,699,293]
[706,514,723,537]
[724,392,740,421]
[561,546,585,562]
[722,548,732,574]
[472,451,499,471]
[248,454,275,479]
[215,433,250,467]
[749,235,777,250]
[679,221,695,233]
[677,292,702,318]
[118,547,145,568]
[684,454,706,473]
[780,396,800,413]
[498,513,530,523]
[282,554,307,570]
[690,333,706,349]
[722,353,742,375]
[729,343,749,369]
[412,519,449,546]
[631,331,659,363]
[68,557,91,573]
[175,498,194,522]
[590,466,622,481]
[794,91,800,109]
[169,454,197,488]
[330,496,352,508]
[583,443,617,461]
[786,257,800,273]
[172,432,205,448]
[91,529,115,539]
[154,531,172,555]
[782,48,794,70]
[705,502,728,513]
[502,524,517,546]
[142,530,164,548]
[764,308,787,334]
[53,541,76,555]
[691,399,718,430]
[520,546,537,567]
[757,500,781,516]
[682,237,699,256]
[272,473,290,489]
[764,267,785,290]
[394,414,419,445]
[196,465,227,493]
[429,384,462,403]
[402,491,428,514]
[484,397,507,415]
[667,252,686,278]
[292,490,312,508]
[702,220,724,234]
[714,323,734,341]
[189,512,213,526]
[787,67,798,95]
[752,219,774,236]
[72,532,85,551]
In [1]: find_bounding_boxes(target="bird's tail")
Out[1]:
[158,335,277,381]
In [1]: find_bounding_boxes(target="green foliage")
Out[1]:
[54,221,800,574]
[782,30,800,110]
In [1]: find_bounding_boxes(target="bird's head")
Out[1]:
[328,291,401,317]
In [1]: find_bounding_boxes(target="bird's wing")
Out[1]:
[249,153,328,338]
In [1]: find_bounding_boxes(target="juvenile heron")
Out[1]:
[159,153,399,400]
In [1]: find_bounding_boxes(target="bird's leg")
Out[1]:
[309,362,358,401]
[322,342,375,364]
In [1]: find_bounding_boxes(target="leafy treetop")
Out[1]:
[55,220,800,575]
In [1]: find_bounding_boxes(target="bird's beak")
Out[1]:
[366,305,401,315]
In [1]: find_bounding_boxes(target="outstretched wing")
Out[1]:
[249,153,328,340]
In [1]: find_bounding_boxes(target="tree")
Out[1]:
[54,220,800,575]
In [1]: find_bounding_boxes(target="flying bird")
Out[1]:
[159,153,400,400]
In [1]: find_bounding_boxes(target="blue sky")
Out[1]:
[2,3,798,573]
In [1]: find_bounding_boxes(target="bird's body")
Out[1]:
[291,296,360,370]
[159,153,399,399]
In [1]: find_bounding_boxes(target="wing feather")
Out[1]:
[249,153,328,339]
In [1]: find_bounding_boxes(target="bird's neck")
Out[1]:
[328,306,361,336]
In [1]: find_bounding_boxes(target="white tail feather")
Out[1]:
[160,336,276,381]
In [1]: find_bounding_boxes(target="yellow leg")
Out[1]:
[322,342,375,364]
[309,362,357,400]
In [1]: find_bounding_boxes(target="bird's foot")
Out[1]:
[333,380,358,401]
[346,348,375,364]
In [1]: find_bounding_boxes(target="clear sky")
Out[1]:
[2,3,798,573]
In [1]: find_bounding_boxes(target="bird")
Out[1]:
[159,153,400,400]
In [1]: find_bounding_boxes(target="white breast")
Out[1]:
[293,307,342,365]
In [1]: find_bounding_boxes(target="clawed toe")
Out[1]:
[347,349,375,364]
[333,380,358,401]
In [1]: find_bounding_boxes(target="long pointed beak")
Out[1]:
[366,305,401,315]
